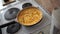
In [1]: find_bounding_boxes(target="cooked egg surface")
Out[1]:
[17,7,43,26]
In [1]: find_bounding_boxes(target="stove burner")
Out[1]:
[7,21,21,34]
[4,8,20,20]
[22,3,32,8]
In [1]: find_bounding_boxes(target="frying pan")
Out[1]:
[17,6,43,26]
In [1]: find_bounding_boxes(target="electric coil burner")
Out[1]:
[22,3,32,8]
[7,21,21,34]
[4,8,20,20]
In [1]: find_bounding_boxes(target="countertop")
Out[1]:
[35,0,60,14]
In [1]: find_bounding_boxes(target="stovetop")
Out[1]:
[0,0,40,26]
[0,0,51,34]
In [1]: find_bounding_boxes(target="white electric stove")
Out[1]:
[0,0,51,34]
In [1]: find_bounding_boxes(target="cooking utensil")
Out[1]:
[17,7,43,26]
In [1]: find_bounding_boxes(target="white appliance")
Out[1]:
[0,0,51,34]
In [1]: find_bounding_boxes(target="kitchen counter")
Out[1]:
[35,0,53,14]
[35,0,60,15]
